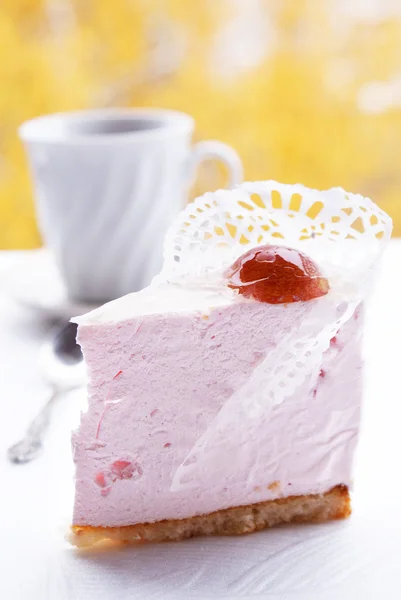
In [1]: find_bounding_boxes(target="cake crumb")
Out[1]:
[254,485,262,492]
[267,481,280,491]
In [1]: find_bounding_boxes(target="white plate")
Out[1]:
[0,249,97,319]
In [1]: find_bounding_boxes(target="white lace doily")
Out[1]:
[161,181,391,281]
[158,181,392,491]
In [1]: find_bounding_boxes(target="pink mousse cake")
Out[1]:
[70,182,391,547]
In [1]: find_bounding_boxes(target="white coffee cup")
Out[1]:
[19,109,243,303]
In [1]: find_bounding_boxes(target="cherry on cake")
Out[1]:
[70,182,391,547]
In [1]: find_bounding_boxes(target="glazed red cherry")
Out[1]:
[226,245,329,304]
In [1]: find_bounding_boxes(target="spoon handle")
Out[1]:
[7,387,59,464]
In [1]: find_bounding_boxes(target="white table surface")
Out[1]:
[1,245,401,600]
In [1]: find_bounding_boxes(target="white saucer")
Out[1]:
[0,249,98,320]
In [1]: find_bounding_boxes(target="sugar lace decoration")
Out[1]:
[161,181,390,282]
[159,181,392,491]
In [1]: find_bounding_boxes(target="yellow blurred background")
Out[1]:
[1,0,401,248]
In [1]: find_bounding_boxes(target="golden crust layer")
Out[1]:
[70,485,350,548]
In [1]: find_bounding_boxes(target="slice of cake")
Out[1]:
[70,182,391,548]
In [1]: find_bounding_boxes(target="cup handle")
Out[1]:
[189,140,243,189]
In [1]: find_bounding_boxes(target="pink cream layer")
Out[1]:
[72,301,362,527]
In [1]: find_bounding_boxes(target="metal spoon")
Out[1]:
[7,322,86,464]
